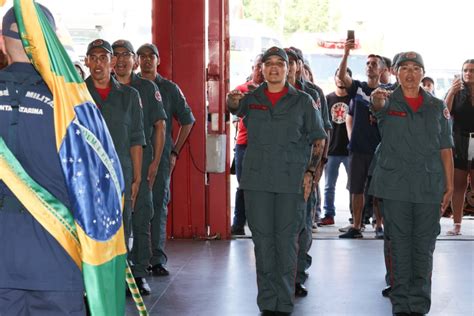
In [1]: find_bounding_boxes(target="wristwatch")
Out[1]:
[320,157,328,164]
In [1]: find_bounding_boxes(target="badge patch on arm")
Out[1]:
[312,99,321,110]
[155,90,162,102]
[443,107,451,120]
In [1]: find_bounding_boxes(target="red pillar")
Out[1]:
[151,0,230,239]
[207,0,231,239]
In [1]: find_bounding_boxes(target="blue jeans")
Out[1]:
[323,155,350,218]
[232,144,247,228]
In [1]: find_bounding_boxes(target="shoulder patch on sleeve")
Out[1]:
[443,107,450,120]
[155,90,162,102]
[312,98,321,110]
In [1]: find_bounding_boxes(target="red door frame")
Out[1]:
[151,0,230,239]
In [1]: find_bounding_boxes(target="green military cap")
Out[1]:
[112,39,135,54]
[137,43,159,57]
[396,51,424,70]
[262,46,288,63]
[87,39,112,55]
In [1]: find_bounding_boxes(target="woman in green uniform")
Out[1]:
[370,52,454,316]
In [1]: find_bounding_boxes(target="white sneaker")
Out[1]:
[339,224,365,232]
[338,224,352,232]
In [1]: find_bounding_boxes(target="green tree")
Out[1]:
[241,0,332,35]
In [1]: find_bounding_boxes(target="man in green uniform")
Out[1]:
[85,39,145,258]
[112,39,167,294]
[227,46,327,315]
[137,43,195,276]
[370,52,454,316]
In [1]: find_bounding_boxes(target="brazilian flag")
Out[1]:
[0,0,145,315]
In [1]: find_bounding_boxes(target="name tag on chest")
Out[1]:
[388,110,407,117]
[249,104,268,111]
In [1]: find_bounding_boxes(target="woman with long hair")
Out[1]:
[444,59,474,235]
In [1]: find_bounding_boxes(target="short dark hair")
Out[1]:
[421,76,434,85]
[367,54,384,67]
[382,56,392,69]
[335,67,352,77]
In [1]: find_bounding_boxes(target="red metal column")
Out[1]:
[152,0,206,238]
[152,0,230,239]
[207,0,231,238]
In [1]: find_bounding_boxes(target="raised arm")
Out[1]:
[444,78,463,111]
[337,40,355,88]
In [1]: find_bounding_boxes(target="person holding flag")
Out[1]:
[0,1,147,315]
[0,4,87,315]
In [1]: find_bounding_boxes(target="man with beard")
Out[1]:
[320,68,353,226]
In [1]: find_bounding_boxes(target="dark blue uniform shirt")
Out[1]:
[0,63,83,291]
[347,80,381,154]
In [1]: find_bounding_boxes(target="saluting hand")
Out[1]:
[226,90,244,111]
[370,88,392,111]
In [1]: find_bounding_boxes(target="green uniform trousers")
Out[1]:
[130,172,154,277]
[150,165,171,266]
[383,199,440,315]
[296,188,315,284]
[245,190,305,313]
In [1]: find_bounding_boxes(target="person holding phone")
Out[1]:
[444,59,474,235]
[336,38,385,239]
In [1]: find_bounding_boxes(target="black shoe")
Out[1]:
[410,313,425,316]
[339,227,363,239]
[395,313,410,316]
[375,227,384,239]
[261,310,276,316]
[135,277,151,296]
[275,312,291,316]
[149,264,170,276]
[382,285,392,297]
[295,283,308,297]
[231,225,245,235]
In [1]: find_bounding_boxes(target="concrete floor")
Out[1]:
[125,237,474,316]
[127,169,474,315]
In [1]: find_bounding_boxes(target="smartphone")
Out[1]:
[454,74,461,80]
[347,30,355,41]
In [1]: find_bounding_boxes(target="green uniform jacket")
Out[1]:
[86,75,146,192]
[146,73,195,171]
[235,82,327,194]
[129,73,167,165]
[371,87,453,203]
